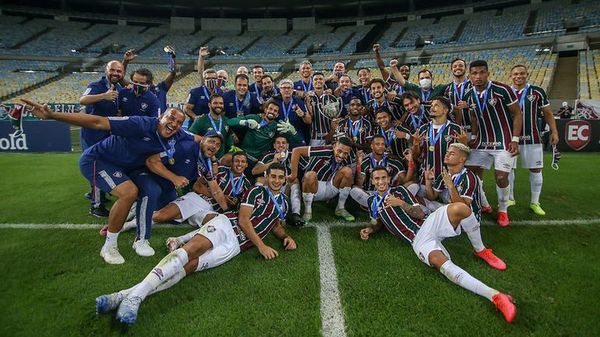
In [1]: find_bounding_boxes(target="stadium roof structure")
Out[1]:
[3,0,507,19]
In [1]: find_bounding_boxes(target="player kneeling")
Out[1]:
[360,167,516,323]
[95,163,296,325]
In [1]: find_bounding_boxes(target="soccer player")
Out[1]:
[365,78,402,121]
[95,163,297,325]
[223,74,260,118]
[333,74,357,116]
[293,60,314,97]
[444,58,471,129]
[464,60,523,227]
[327,97,373,152]
[305,72,340,146]
[372,43,410,95]
[360,167,515,323]
[350,134,406,208]
[155,151,253,250]
[408,96,465,198]
[121,49,176,113]
[22,99,194,264]
[508,64,559,215]
[277,79,311,145]
[79,60,124,217]
[373,108,412,159]
[249,64,264,94]
[400,91,430,134]
[188,93,232,159]
[288,137,355,222]
[227,99,303,166]
[353,67,372,104]
[118,68,160,117]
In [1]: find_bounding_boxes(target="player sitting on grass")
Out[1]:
[360,167,516,323]
[288,137,355,223]
[95,163,297,325]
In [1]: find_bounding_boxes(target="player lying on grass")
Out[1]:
[360,167,516,323]
[95,163,297,325]
[21,98,196,265]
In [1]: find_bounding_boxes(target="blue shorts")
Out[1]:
[80,155,130,193]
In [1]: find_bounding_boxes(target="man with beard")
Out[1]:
[360,167,515,323]
[257,74,280,104]
[293,60,314,98]
[249,64,264,94]
[464,60,522,227]
[507,64,558,216]
[121,49,176,114]
[444,58,471,129]
[79,60,124,217]
[353,67,372,104]
[350,134,406,208]
[390,60,447,107]
[365,79,403,122]
[325,61,346,91]
[96,163,297,326]
[118,68,160,118]
[153,150,251,244]
[22,99,194,264]
[327,97,373,152]
[223,74,260,118]
[288,137,355,222]
[189,94,232,159]
[185,68,220,127]
[305,72,341,146]
[277,79,311,145]
[400,91,431,134]
[407,97,465,202]
[227,99,303,166]
[333,74,356,117]
[374,108,412,158]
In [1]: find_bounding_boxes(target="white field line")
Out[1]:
[316,225,347,337]
[1,218,599,230]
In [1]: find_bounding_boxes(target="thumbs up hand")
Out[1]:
[104,84,118,102]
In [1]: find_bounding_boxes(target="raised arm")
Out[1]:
[22,98,111,130]
[197,46,209,85]
[372,43,390,80]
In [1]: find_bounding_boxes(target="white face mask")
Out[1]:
[419,78,432,89]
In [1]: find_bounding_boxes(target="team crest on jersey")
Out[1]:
[141,102,148,111]
[255,194,266,209]
[122,97,128,102]
[488,98,497,105]
[113,171,123,178]
[143,136,151,141]
[200,96,206,99]
[527,94,535,102]
[206,225,215,233]
[268,131,275,138]
[185,159,191,164]
[445,135,451,142]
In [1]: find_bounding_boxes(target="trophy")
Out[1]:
[164,45,176,72]
[319,94,343,119]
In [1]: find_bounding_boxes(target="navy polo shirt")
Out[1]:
[80,76,121,148]
[150,81,170,113]
[187,85,212,117]
[223,91,260,118]
[118,87,160,117]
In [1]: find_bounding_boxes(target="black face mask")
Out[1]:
[132,82,149,96]
[206,78,218,92]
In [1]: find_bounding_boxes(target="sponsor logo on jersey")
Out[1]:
[565,120,591,151]
[207,225,215,233]
[141,102,148,111]
[143,137,151,142]
[113,171,123,178]
[122,97,128,102]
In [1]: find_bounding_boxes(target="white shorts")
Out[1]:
[171,192,215,223]
[314,179,339,201]
[412,205,462,267]
[518,144,544,169]
[466,149,516,173]
[194,214,241,272]
[350,187,371,207]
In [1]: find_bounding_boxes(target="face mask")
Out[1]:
[132,82,149,96]
[216,78,227,88]
[419,78,432,89]
[206,78,218,92]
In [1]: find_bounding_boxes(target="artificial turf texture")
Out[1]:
[0,152,599,336]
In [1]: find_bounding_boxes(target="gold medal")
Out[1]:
[428,145,435,152]
[168,158,175,165]
[231,197,239,205]
[353,136,358,143]
[370,218,377,226]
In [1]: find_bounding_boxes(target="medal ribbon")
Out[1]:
[421,89,431,102]
[282,99,293,121]
[452,168,467,187]
[453,79,468,101]
[370,189,389,220]
[266,188,286,221]
[370,153,388,168]
[379,128,395,147]
[473,81,492,114]
[302,79,313,92]
[348,118,362,140]
[410,107,425,131]
[428,122,448,151]
[156,131,175,164]
[208,115,223,134]
[229,169,245,197]
[512,83,530,111]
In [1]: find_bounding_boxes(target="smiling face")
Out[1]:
[370,136,386,155]
[451,60,466,78]
[264,102,280,121]
[375,111,391,129]
[313,74,324,90]
[511,66,528,87]
[300,63,313,79]
[333,142,352,163]
[348,99,362,117]
[339,75,352,90]
[261,76,274,92]
[333,62,345,73]
[201,136,222,158]
[266,168,286,193]
[399,65,410,80]
[210,96,224,115]
[370,81,384,99]
[231,153,248,175]
[236,77,249,96]
[274,136,289,153]
[253,67,264,82]
[371,168,390,194]
[279,83,293,99]
[358,69,371,87]
[402,97,421,114]
[105,61,124,84]
[158,108,185,138]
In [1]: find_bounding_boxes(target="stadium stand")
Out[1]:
[578,50,600,100]
[0,60,66,98]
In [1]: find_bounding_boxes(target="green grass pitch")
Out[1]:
[0,152,599,336]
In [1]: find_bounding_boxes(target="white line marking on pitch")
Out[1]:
[316,225,347,337]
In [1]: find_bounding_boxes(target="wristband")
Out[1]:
[470,135,477,140]
[408,162,416,169]
[356,165,361,172]
[511,136,519,143]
